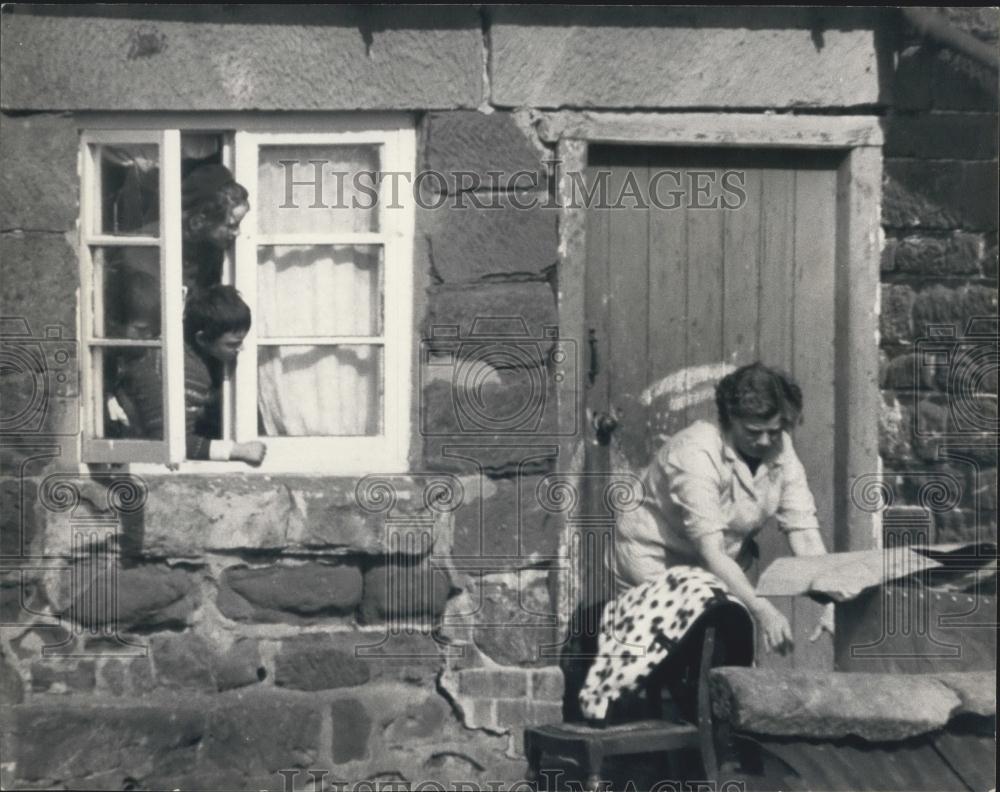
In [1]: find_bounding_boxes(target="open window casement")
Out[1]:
[79,117,415,473]
[80,129,186,464]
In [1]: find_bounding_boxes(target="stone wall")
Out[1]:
[879,7,999,546]
[1,5,997,790]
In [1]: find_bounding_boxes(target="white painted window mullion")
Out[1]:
[161,129,186,465]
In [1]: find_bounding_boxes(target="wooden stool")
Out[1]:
[524,625,724,791]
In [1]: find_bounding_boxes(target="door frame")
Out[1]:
[550,112,883,555]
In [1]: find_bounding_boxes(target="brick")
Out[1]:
[358,558,453,623]
[274,634,370,691]
[29,660,95,693]
[330,698,372,763]
[530,668,565,701]
[883,160,999,230]
[490,7,879,108]
[880,284,915,344]
[458,668,528,698]
[422,196,557,283]
[219,562,363,622]
[1,9,482,111]
[0,113,78,232]
[496,698,563,729]
[451,475,561,569]
[68,564,198,631]
[425,111,546,182]
[885,114,998,160]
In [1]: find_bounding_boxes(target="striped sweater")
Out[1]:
[116,344,218,459]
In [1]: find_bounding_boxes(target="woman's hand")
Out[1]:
[752,597,794,655]
[809,602,836,642]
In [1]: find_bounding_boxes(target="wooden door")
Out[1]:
[584,146,842,670]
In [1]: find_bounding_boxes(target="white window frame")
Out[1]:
[78,114,415,475]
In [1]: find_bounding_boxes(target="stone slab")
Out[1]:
[490,7,880,109]
[2,8,482,110]
[710,668,996,741]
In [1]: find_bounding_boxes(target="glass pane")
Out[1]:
[258,345,382,437]
[91,247,161,340]
[257,144,381,235]
[94,346,163,440]
[257,245,383,337]
[95,144,159,236]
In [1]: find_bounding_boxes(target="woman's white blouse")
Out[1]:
[614,419,819,593]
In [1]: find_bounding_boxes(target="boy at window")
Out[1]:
[118,285,266,465]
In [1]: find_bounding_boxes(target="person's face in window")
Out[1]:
[187,201,249,251]
[728,413,784,462]
[196,330,246,363]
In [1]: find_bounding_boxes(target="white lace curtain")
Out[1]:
[255,145,383,437]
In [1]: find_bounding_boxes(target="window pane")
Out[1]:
[95,347,164,440]
[258,345,382,436]
[91,247,161,340]
[257,145,381,235]
[95,144,159,236]
[257,245,383,337]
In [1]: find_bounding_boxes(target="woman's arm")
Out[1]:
[694,532,793,655]
[786,526,827,556]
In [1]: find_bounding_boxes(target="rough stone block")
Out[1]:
[490,7,879,109]
[458,668,529,698]
[12,704,205,785]
[531,667,566,701]
[274,634,371,691]
[137,476,435,557]
[379,693,449,742]
[709,667,994,741]
[29,660,95,693]
[151,633,265,692]
[930,49,999,112]
[935,508,996,545]
[1,9,482,111]
[199,693,321,788]
[912,285,999,338]
[99,658,127,696]
[893,234,984,276]
[880,284,915,344]
[218,562,363,622]
[358,558,453,623]
[892,46,932,111]
[423,281,559,344]
[425,110,547,181]
[883,160,999,230]
[885,114,998,160]
[1,647,24,707]
[67,564,198,631]
[0,476,38,558]
[451,474,561,568]
[0,113,78,232]
[0,233,78,338]
[330,697,373,763]
[422,195,557,282]
[470,572,559,667]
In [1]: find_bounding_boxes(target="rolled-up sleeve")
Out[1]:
[776,436,820,533]
[661,443,727,541]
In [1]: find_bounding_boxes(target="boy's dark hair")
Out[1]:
[182,164,249,225]
[715,362,803,430]
[183,285,252,346]
[123,268,161,335]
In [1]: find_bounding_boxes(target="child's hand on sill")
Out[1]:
[231,440,267,466]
